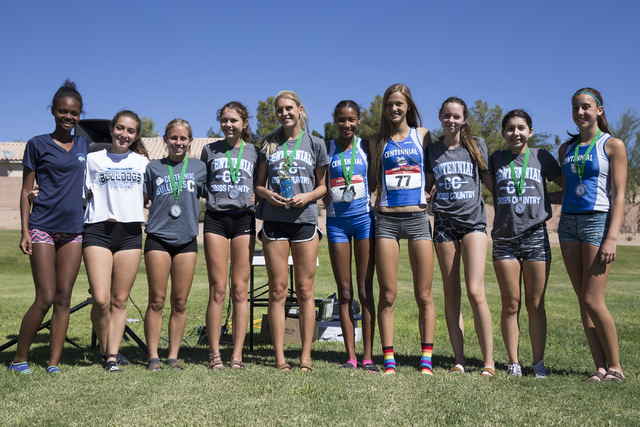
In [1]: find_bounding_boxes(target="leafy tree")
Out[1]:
[206,127,222,138]
[256,96,278,137]
[311,130,323,139]
[323,122,339,142]
[610,107,640,202]
[141,117,156,138]
[467,101,504,152]
[359,95,383,139]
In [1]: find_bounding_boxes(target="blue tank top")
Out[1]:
[326,137,371,217]
[561,132,611,213]
[380,128,426,207]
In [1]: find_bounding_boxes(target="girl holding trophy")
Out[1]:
[255,90,329,371]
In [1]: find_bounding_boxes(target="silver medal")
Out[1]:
[229,187,240,199]
[575,183,587,197]
[343,189,355,203]
[170,204,182,218]
[514,202,526,215]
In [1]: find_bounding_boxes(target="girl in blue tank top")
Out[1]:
[369,84,436,375]
[558,88,627,382]
[323,101,377,372]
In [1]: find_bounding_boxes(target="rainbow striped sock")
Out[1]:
[383,346,396,374]
[420,343,433,375]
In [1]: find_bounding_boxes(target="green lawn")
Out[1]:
[0,229,638,426]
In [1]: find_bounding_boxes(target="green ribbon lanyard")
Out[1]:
[167,156,189,201]
[507,147,530,197]
[338,136,357,185]
[282,131,304,172]
[574,129,602,180]
[224,139,245,184]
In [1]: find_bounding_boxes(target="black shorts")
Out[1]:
[203,210,255,240]
[144,233,198,256]
[432,211,486,243]
[259,221,323,243]
[83,221,143,253]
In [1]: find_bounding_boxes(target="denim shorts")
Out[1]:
[375,210,432,242]
[326,211,375,244]
[432,211,486,243]
[558,211,610,247]
[492,223,551,262]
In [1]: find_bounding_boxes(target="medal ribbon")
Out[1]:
[574,129,602,180]
[282,131,304,173]
[167,156,189,201]
[224,139,245,184]
[508,147,530,197]
[337,136,357,185]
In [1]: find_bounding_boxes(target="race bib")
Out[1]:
[385,166,422,191]
[330,175,366,203]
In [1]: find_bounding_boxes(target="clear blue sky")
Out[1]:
[1,0,639,145]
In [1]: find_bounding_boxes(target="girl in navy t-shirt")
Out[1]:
[10,80,90,375]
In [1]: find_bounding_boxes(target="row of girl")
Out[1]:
[9,81,625,382]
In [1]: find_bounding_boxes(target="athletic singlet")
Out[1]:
[379,128,426,207]
[326,137,371,217]
[561,132,612,213]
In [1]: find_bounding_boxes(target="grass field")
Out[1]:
[0,229,638,426]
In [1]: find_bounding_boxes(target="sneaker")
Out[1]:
[105,360,121,373]
[531,360,549,378]
[9,362,32,375]
[506,362,522,377]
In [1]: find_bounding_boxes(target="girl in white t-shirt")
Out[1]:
[83,110,149,373]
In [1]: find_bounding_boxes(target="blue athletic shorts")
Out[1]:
[558,211,610,247]
[326,211,375,244]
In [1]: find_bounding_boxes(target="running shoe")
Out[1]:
[506,362,522,377]
[531,360,549,378]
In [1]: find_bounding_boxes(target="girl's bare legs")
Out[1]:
[13,241,82,367]
[561,242,622,377]
[435,240,465,367]
[460,232,493,368]
[263,238,292,368]
[228,235,255,362]
[204,233,230,364]
[290,234,320,368]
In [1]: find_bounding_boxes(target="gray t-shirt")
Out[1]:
[144,157,207,246]
[256,132,329,225]
[489,147,561,240]
[426,137,489,228]
[200,140,260,212]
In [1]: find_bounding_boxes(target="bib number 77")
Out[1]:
[385,165,421,191]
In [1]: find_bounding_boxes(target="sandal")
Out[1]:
[583,371,606,382]
[602,370,625,382]
[449,364,465,374]
[362,363,380,373]
[167,361,183,371]
[481,366,496,377]
[277,363,291,371]
[300,363,313,372]
[230,360,246,370]
[208,353,225,370]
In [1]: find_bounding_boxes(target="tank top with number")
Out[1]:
[326,137,371,217]
[380,128,426,207]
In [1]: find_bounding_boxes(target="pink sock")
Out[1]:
[362,359,373,366]
[347,358,358,368]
